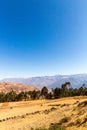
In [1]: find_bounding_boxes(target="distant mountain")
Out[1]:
[1,74,87,89]
[0,82,39,93]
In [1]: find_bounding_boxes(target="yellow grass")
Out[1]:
[0,96,87,130]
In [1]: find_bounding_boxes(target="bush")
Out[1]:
[59,117,70,124]
[78,101,87,107]
[35,123,64,130]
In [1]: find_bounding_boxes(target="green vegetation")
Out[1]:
[0,82,87,102]
[41,86,48,97]
[52,82,87,99]
[35,123,64,130]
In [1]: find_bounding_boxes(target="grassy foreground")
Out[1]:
[0,96,87,130]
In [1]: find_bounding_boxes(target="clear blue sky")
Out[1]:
[0,0,87,78]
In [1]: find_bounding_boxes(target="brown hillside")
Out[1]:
[0,96,87,130]
[0,82,39,93]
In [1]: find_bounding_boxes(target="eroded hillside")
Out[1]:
[0,82,39,93]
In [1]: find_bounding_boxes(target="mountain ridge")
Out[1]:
[1,74,87,88]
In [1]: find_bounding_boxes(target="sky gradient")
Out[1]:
[0,0,87,78]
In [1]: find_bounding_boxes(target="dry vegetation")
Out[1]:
[0,96,87,130]
[0,82,38,93]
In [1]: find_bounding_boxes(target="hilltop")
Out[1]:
[0,82,39,93]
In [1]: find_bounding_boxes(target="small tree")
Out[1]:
[52,87,61,99]
[46,92,53,99]
[41,86,48,98]
[30,90,40,100]
[5,90,17,102]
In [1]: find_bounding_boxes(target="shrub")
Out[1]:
[59,117,70,124]
[75,119,81,126]
[35,123,64,130]
[78,101,87,107]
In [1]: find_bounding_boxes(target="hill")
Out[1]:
[0,96,87,130]
[0,82,39,93]
[1,74,87,88]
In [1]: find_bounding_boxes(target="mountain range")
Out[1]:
[1,74,87,88]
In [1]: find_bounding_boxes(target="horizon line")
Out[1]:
[0,73,87,80]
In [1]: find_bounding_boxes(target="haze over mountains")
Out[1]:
[1,74,87,88]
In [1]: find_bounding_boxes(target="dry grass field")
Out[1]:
[0,96,87,130]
